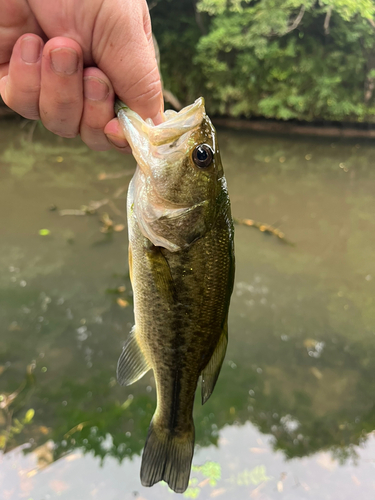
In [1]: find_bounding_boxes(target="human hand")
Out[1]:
[0,0,163,151]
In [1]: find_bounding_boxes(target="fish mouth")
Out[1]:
[115,97,205,149]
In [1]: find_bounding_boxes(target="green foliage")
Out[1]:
[0,408,35,449]
[228,465,271,486]
[180,462,222,497]
[192,461,221,485]
[150,0,375,122]
[148,0,205,105]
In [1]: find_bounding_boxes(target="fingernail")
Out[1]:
[21,37,41,64]
[152,110,164,125]
[50,48,78,75]
[106,134,131,151]
[84,76,109,101]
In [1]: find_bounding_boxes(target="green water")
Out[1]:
[1,119,375,499]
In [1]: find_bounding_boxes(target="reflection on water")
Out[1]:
[3,424,375,499]
[1,120,375,499]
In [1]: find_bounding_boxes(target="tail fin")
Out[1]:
[140,418,195,493]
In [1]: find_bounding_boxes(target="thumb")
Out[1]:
[93,0,163,124]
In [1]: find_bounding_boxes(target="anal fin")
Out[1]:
[117,327,151,386]
[201,321,228,405]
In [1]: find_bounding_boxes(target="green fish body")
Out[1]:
[116,98,235,493]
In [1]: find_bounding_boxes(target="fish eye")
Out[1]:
[192,144,213,168]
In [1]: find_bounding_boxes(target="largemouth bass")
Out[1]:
[116,97,235,493]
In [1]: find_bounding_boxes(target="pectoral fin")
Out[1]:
[117,327,151,386]
[146,245,177,304]
[201,321,228,405]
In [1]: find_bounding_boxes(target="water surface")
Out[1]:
[1,119,375,499]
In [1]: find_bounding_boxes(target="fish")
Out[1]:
[115,97,235,493]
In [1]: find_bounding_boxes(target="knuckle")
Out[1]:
[3,91,40,120]
[52,94,82,109]
[42,118,79,138]
[4,85,37,104]
[40,95,82,138]
[20,109,40,120]
[127,67,161,103]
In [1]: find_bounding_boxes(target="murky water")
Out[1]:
[1,118,375,500]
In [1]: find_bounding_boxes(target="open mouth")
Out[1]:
[116,97,206,148]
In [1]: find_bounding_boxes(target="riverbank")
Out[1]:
[2,104,375,139]
[213,117,375,139]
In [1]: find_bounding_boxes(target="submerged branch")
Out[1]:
[59,199,109,216]
[234,218,294,245]
[108,199,127,221]
[98,171,130,180]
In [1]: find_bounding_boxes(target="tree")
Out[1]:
[149,0,375,122]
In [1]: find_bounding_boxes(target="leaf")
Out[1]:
[117,298,129,308]
[303,338,318,349]
[39,229,50,236]
[184,487,201,499]
[0,435,6,449]
[192,461,221,485]
[24,409,35,423]
[250,465,271,485]
[310,367,323,379]
[230,466,271,486]
[106,286,126,294]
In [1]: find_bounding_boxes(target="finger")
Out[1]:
[39,37,84,138]
[93,0,163,124]
[80,67,116,151]
[0,34,43,119]
[104,118,131,153]
[0,63,9,80]
[0,0,42,64]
